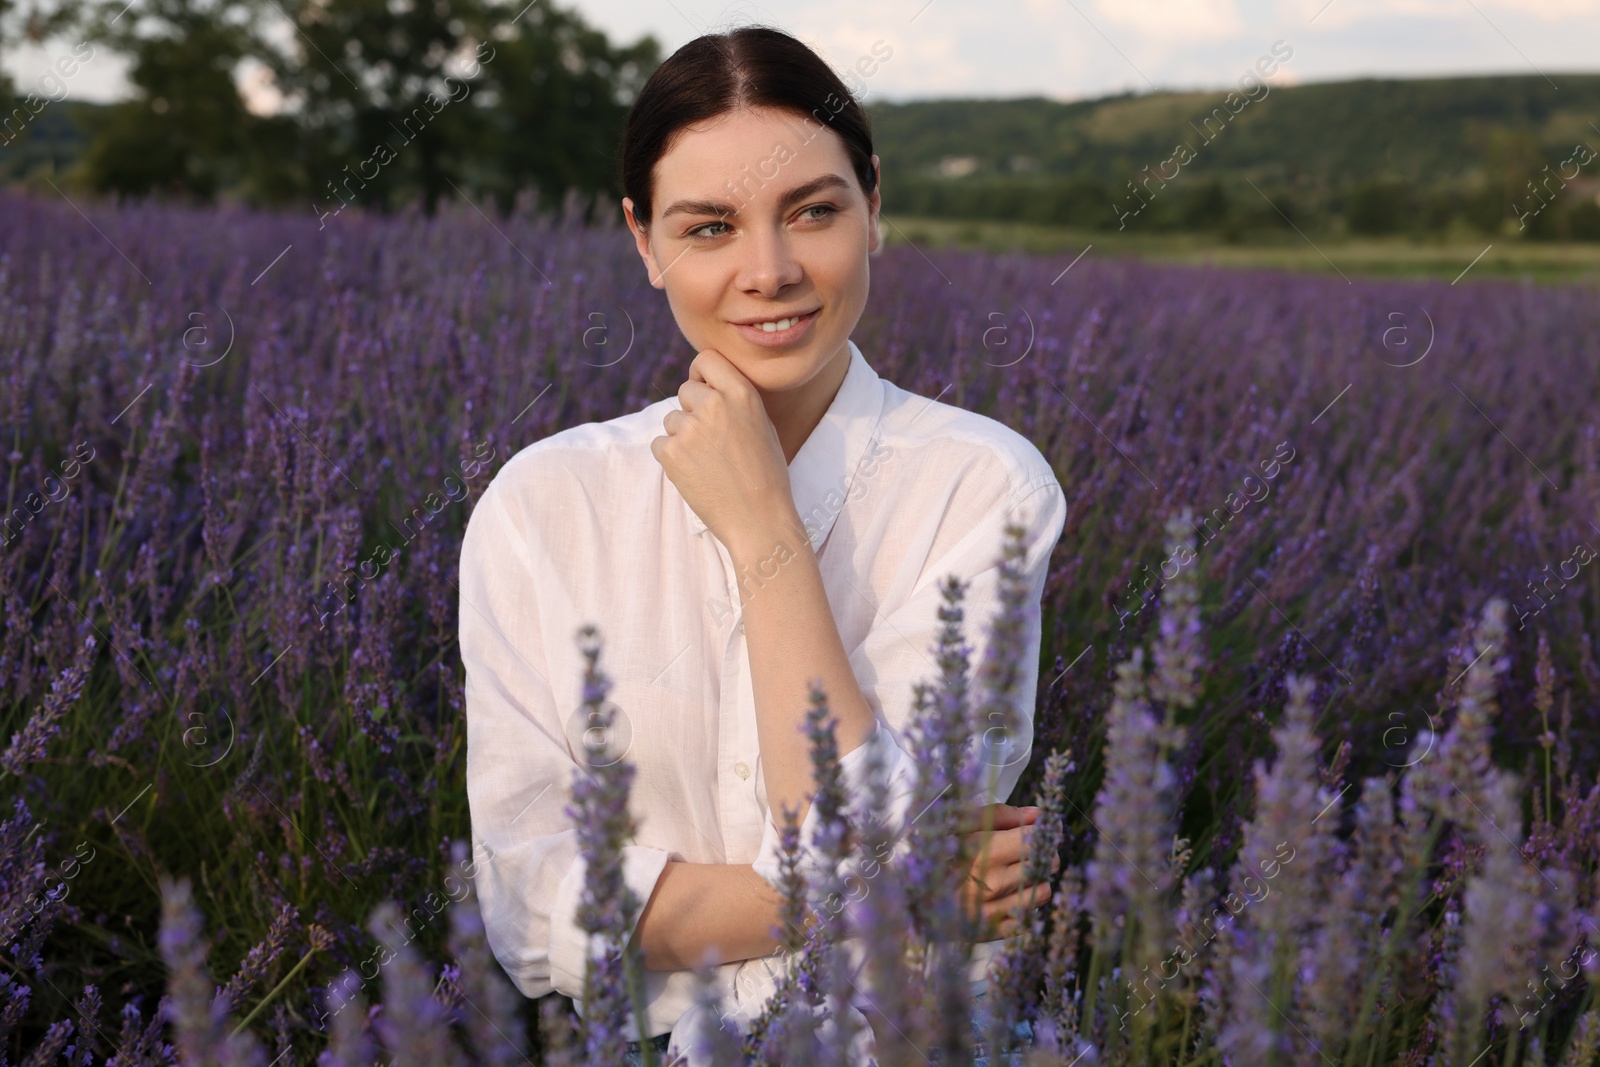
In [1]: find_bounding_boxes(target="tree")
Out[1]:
[257,0,656,217]
[76,0,259,200]
[468,1,658,217]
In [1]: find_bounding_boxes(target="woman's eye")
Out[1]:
[688,220,729,240]
[799,204,837,222]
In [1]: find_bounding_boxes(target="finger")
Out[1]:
[979,826,1032,868]
[977,860,1028,902]
[962,832,1025,890]
[689,349,745,394]
[676,379,712,413]
[982,882,1051,928]
[958,803,1032,835]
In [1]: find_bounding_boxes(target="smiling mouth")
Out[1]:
[735,309,819,332]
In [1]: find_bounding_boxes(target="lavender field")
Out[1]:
[2,186,1599,1065]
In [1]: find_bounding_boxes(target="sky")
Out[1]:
[4,0,1599,107]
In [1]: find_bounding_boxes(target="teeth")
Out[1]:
[753,314,802,332]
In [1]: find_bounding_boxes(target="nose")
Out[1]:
[735,223,804,297]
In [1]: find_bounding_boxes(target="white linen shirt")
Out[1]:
[460,338,1067,1056]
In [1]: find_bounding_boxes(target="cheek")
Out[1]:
[826,248,871,330]
[660,263,724,346]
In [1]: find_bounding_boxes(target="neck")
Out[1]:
[760,341,852,464]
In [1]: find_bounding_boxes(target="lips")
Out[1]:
[730,308,820,347]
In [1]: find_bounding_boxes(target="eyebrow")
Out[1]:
[659,173,853,221]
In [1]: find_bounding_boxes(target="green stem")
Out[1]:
[624,939,658,1067]
[231,945,319,1038]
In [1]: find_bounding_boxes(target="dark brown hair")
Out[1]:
[619,26,878,229]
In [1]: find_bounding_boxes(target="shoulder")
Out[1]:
[475,399,672,519]
[875,378,1061,507]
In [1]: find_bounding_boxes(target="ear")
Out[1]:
[622,197,666,289]
[866,155,882,254]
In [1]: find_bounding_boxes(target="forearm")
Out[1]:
[633,860,789,971]
[730,522,877,833]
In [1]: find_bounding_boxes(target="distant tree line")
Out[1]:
[0,0,661,218]
[5,9,1600,242]
[871,80,1600,242]
[879,171,1600,241]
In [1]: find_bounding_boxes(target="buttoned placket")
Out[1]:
[678,339,885,864]
[710,533,765,862]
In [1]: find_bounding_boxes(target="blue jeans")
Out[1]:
[621,990,1033,1065]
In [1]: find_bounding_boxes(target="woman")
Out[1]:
[459,24,1067,1066]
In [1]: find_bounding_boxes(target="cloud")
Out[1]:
[1296,0,1598,26]
[1090,0,1246,41]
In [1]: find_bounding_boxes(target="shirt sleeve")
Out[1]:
[460,475,676,1003]
[751,470,1068,891]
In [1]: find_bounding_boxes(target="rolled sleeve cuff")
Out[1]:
[549,844,676,1003]
[751,719,919,891]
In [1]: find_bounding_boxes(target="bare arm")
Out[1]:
[631,806,1056,972]
[632,860,788,971]
[728,520,877,833]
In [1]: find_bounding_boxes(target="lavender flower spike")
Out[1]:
[1212,673,1335,1066]
[157,875,267,1067]
[445,839,529,1066]
[1149,509,1203,714]
[368,899,468,1067]
[1082,647,1181,968]
[564,624,654,1064]
[1430,597,1511,827]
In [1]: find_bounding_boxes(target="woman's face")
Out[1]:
[623,105,881,396]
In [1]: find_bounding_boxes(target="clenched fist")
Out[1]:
[651,349,801,561]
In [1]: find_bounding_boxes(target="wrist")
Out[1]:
[726,516,810,576]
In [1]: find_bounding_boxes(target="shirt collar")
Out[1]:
[683,338,885,550]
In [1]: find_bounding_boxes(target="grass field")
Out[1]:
[880,214,1600,285]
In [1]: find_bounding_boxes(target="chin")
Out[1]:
[729,340,834,390]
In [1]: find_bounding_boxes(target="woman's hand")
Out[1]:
[651,349,799,560]
[958,803,1060,941]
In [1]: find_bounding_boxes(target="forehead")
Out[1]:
[653,105,854,196]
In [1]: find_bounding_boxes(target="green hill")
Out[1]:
[867,74,1600,239]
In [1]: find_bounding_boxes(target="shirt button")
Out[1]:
[733,761,751,780]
